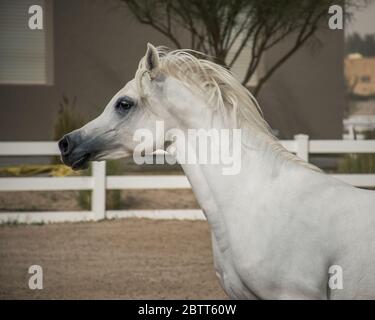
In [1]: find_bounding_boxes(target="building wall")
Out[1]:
[0,0,176,141]
[258,29,346,139]
[0,0,345,141]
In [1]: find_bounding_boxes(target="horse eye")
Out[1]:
[116,98,134,112]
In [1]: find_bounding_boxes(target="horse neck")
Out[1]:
[178,126,287,205]
[175,118,287,252]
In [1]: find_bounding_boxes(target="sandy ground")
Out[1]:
[0,218,227,299]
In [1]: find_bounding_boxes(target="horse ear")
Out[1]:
[145,43,160,76]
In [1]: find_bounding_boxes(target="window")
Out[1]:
[0,0,53,85]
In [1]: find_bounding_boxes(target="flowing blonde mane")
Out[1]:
[136,47,319,171]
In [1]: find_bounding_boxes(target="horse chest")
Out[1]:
[211,234,259,299]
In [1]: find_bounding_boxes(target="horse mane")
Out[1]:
[135,47,320,172]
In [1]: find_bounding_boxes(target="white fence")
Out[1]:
[0,134,375,223]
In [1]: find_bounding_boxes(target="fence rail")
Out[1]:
[0,135,374,223]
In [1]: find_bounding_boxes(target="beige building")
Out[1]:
[345,55,375,97]
[344,55,375,139]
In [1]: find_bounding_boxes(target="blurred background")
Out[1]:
[0,0,374,299]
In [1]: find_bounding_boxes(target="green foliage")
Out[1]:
[338,131,375,174]
[53,94,85,141]
[53,94,86,165]
[338,153,375,174]
[0,219,21,227]
[77,189,123,211]
[0,220,44,227]
[77,190,91,211]
[346,32,375,57]
[106,160,124,210]
[76,161,125,211]
[106,160,124,175]
[107,190,123,210]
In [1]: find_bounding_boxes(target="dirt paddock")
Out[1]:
[0,218,227,299]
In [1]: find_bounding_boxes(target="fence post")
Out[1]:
[92,161,106,220]
[294,134,309,162]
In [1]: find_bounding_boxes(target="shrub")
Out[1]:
[338,154,375,174]
[77,190,91,211]
[338,131,375,174]
[106,160,124,210]
[53,94,85,141]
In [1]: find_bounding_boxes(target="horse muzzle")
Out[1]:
[58,133,92,170]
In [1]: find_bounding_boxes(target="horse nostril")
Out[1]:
[58,135,72,156]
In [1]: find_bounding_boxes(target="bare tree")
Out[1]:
[121,0,365,96]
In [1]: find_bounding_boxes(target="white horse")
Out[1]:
[59,44,375,299]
